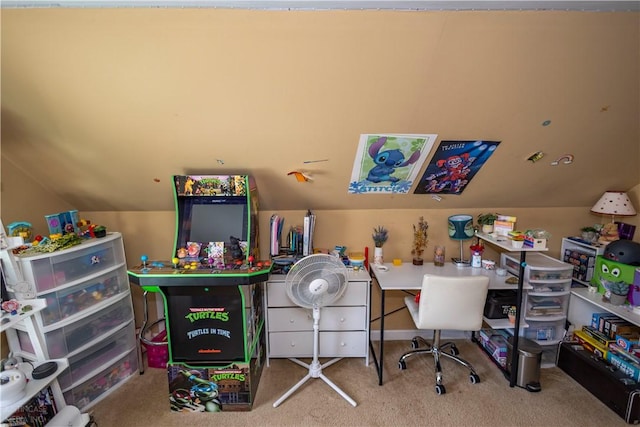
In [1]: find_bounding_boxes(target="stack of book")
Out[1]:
[493,215,516,236]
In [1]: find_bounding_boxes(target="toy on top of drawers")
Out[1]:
[5,233,126,296]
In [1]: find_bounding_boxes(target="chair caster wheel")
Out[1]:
[450,344,459,356]
[399,360,407,370]
[469,373,480,384]
[435,384,446,395]
[411,338,420,349]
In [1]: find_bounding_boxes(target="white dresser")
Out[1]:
[264,268,371,365]
[3,232,138,411]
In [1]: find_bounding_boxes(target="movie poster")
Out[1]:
[348,134,438,194]
[414,140,500,195]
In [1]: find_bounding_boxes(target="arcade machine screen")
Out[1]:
[173,175,258,265]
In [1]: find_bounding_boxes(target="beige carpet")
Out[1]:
[89,340,627,426]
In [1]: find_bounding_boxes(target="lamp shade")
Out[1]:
[448,215,475,240]
[590,191,637,217]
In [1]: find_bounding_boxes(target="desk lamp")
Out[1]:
[590,191,636,242]
[448,214,474,267]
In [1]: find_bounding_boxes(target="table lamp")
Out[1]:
[448,214,475,267]
[590,191,636,243]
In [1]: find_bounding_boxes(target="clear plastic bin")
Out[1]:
[63,348,137,410]
[524,319,565,342]
[525,292,570,318]
[57,321,136,389]
[13,233,125,293]
[18,295,133,358]
[40,266,130,326]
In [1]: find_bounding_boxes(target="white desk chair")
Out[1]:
[398,274,490,395]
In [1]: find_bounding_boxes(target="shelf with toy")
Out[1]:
[475,231,547,388]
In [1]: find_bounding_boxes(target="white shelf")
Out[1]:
[476,232,549,253]
[0,358,68,422]
[484,317,527,330]
[571,287,640,326]
[0,299,47,333]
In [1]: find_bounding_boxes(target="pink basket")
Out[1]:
[143,330,168,369]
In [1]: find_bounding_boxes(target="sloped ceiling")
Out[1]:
[1,9,639,212]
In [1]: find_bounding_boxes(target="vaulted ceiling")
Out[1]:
[2,8,638,212]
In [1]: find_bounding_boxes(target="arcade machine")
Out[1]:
[127,175,272,412]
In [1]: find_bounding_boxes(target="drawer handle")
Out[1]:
[290,342,296,347]
[289,319,295,323]
[340,342,346,347]
[340,317,345,322]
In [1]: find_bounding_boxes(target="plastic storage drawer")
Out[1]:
[57,321,136,389]
[63,348,138,410]
[13,233,125,293]
[539,342,560,368]
[501,252,573,281]
[523,319,565,342]
[529,280,572,293]
[39,266,131,326]
[525,292,570,318]
[17,294,133,358]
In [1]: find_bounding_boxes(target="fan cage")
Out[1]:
[285,254,349,309]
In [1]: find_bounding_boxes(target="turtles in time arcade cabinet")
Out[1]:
[128,175,271,412]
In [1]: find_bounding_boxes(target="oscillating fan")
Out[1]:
[272,254,356,408]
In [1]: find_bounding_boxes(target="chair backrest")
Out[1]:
[416,274,490,331]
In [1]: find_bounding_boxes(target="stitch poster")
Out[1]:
[414,140,500,195]
[349,134,437,194]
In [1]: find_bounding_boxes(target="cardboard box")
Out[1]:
[591,312,614,330]
[575,329,609,359]
[524,236,547,249]
[608,352,640,381]
[493,220,515,236]
[564,248,596,282]
[616,334,640,352]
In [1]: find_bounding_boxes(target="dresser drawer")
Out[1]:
[268,306,366,332]
[267,280,368,307]
[268,331,366,358]
[14,233,125,293]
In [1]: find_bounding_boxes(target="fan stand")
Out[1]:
[272,306,357,408]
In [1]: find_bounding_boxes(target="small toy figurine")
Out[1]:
[177,248,188,259]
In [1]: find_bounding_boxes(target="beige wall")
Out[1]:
[1,162,639,358]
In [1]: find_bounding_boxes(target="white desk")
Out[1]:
[369,262,521,385]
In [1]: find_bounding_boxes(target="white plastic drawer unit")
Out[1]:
[501,252,573,282]
[39,265,131,326]
[17,293,134,358]
[12,233,126,294]
[57,321,136,390]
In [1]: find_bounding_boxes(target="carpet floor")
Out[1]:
[88,340,627,426]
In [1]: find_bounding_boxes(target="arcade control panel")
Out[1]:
[127,255,272,290]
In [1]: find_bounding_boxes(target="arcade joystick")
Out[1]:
[172,257,179,269]
[141,255,149,273]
